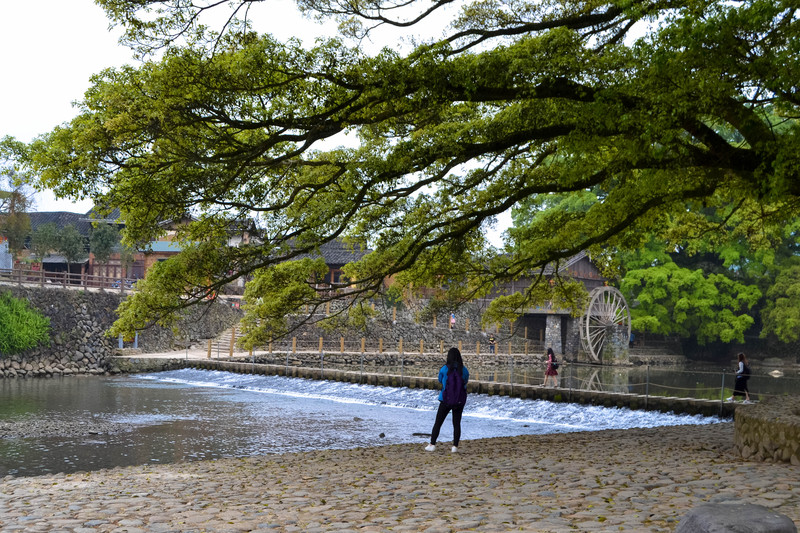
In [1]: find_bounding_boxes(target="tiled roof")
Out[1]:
[29,212,93,237]
[41,254,89,264]
[542,250,589,275]
[294,239,371,266]
[83,207,123,223]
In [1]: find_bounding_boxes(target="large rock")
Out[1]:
[676,503,797,533]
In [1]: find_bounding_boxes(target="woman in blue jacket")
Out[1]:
[425,347,469,453]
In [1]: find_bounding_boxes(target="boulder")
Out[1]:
[676,503,797,533]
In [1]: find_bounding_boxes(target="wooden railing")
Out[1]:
[0,266,137,293]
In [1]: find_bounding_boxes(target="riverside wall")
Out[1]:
[735,397,800,465]
[0,286,240,378]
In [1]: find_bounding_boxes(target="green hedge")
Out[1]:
[0,291,51,356]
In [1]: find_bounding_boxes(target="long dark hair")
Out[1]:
[446,347,463,373]
[737,352,748,365]
[546,347,555,360]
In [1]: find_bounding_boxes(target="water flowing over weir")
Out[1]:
[0,369,720,477]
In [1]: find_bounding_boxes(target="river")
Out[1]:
[0,368,723,478]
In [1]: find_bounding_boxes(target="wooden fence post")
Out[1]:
[379,338,383,353]
[361,338,366,353]
[419,339,423,355]
[392,307,397,323]
[207,339,212,359]
[476,341,480,356]
[399,337,403,354]
[340,337,345,353]
[269,337,273,353]
[458,340,462,352]
[465,318,469,332]
[439,340,444,354]
[319,336,324,353]
[433,316,437,328]
[229,326,236,357]
[292,337,297,353]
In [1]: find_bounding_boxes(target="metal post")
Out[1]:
[510,356,514,396]
[229,327,236,358]
[645,364,649,410]
[720,371,726,416]
[118,334,123,349]
[360,352,364,383]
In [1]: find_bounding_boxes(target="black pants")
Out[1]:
[733,376,749,397]
[430,401,465,447]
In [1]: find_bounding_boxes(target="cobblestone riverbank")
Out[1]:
[1,422,798,532]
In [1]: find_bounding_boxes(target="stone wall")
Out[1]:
[0,286,240,378]
[286,300,546,355]
[734,397,800,465]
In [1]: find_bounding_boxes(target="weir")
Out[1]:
[114,356,736,419]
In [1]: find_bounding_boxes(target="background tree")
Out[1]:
[90,223,121,274]
[0,168,32,261]
[30,222,59,262]
[7,0,798,341]
[0,190,31,261]
[57,224,88,275]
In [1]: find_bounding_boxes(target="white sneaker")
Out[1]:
[425,444,436,452]
[743,400,752,404]
[451,446,458,453]
[726,397,734,402]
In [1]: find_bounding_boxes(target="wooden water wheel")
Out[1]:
[580,286,631,363]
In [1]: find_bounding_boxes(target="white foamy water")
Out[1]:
[140,368,721,435]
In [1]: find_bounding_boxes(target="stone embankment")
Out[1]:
[0,286,240,378]
[736,396,800,465]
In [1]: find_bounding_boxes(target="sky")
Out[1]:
[0,0,336,213]
[0,0,510,244]
[0,0,130,212]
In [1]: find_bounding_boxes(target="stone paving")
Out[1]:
[1,422,798,532]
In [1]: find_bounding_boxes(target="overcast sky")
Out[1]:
[0,1,131,211]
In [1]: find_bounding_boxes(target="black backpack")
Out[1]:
[443,366,467,406]
[551,354,559,370]
[742,363,751,379]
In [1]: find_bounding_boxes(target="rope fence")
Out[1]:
[201,332,799,403]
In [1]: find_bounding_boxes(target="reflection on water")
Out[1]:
[363,359,799,400]
[0,369,722,478]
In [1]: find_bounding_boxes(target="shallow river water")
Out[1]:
[0,368,720,478]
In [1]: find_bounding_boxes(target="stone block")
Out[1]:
[676,503,797,533]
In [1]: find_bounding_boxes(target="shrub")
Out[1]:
[0,291,50,355]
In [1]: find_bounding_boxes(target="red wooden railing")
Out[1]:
[0,266,137,293]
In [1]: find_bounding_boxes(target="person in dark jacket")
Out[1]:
[425,347,470,453]
[728,352,751,402]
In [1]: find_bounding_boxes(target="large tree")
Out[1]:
[8,0,799,341]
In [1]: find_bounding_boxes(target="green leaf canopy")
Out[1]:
[11,0,799,337]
